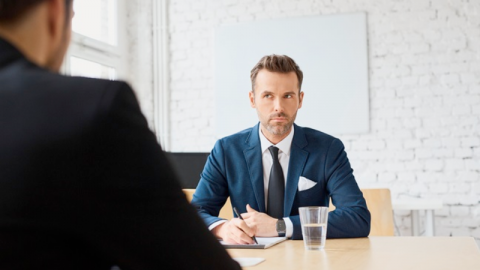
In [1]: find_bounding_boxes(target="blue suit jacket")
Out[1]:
[192,123,371,239]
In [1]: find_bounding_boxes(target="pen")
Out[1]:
[233,207,258,244]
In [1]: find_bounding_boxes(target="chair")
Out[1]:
[329,188,395,236]
[182,189,233,220]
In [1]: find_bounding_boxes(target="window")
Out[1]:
[69,56,116,80]
[72,0,117,46]
[62,0,127,81]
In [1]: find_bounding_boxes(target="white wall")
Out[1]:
[126,0,155,129]
[128,0,480,245]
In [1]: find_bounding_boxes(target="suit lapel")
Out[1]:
[243,123,266,212]
[284,124,309,216]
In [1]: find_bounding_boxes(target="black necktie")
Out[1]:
[267,146,284,219]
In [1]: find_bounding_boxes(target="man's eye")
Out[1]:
[264,94,272,98]
[285,94,292,98]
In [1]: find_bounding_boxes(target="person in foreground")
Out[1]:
[192,54,371,244]
[0,0,241,269]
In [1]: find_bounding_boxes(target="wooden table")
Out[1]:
[227,237,480,270]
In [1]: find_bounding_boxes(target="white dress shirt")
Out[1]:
[258,126,294,238]
[208,126,295,238]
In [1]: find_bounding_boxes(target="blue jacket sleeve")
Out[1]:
[191,139,231,227]
[323,139,371,238]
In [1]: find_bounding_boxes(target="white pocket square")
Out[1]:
[298,176,317,191]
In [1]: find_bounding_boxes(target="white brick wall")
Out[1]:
[125,0,155,129]
[128,0,480,246]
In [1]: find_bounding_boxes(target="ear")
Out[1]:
[298,91,304,109]
[249,91,256,108]
[46,0,65,46]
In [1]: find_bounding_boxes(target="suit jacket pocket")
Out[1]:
[298,176,317,192]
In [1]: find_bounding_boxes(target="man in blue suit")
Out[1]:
[192,54,371,244]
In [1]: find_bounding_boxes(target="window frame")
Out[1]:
[62,0,128,80]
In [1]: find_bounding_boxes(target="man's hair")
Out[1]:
[0,0,72,23]
[250,54,303,92]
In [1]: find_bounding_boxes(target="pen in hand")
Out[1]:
[233,207,258,244]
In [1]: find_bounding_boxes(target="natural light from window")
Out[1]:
[70,57,116,80]
[72,0,117,46]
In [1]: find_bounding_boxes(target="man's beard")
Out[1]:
[264,112,295,136]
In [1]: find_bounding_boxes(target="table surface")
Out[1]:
[227,237,480,270]
[392,198,443,210]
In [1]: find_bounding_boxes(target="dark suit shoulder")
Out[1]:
[295,125,345,150]
[216,125,255,148]
[31,66,131,101]
[0,60,140,149]
[2,59,133,104]
[301,126,338,140]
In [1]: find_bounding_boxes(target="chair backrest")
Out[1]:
[329,188,395,236]
[182,189,233,220]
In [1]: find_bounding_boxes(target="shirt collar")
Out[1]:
[259,125,294,155]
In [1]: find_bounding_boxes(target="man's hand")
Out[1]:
[242,204,279,237]
[212,215,257,244]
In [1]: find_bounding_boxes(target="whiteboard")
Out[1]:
[214,12,369,139]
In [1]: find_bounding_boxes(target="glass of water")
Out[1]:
[299,206,329,250]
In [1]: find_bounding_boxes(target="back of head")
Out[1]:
[250,54,303,92]
[0,0,72,23]
[0,0,74,71]
[0,0,46,22]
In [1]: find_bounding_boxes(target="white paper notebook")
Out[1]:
[233,257,265,267]
[220,237,287,249]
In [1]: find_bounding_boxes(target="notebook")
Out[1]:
[220,237,287,249]
[233,257,265,267]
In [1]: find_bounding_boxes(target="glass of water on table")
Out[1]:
[299,206,329,250]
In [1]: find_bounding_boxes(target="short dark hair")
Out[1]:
[250,54,303,92]
[0,0,72,23]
